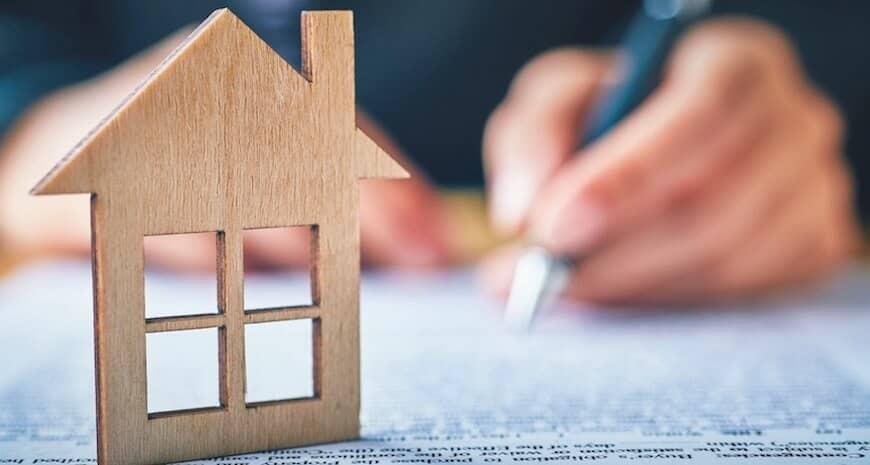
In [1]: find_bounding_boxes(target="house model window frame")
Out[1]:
[30,8,408,465]
[143,225,321,416]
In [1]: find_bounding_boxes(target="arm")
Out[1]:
[0,12,451,269]
[0,26,190,258]
[0,4,109,257]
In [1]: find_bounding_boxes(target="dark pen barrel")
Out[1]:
[581,2,709,145]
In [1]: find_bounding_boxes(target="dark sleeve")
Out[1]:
[715,1,870,226]
[0,1,111,138]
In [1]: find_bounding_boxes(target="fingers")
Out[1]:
[560,96,835,302]
[480,155,858,306]
[562,86,854,304]
[527,18,802,255]
[634,159,857,304]
[483,49,613,234]
[476,242,522,298]
[144,233,217,273]
[478,18,861,306]
[529,78,769,254]
[360,177,451,268]
[242,227,310,270]
[357,113,452,268]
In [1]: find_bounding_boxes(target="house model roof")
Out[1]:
[32,8,407,197]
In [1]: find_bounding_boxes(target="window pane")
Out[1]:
[146,328,221,414]
[243,226,314,311]
[144,232,220,319]
[245,319,315,404]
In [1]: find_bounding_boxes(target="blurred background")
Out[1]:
[1,1,867,189]
[0,0,868,298]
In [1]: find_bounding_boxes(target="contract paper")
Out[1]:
[1,261,869,464]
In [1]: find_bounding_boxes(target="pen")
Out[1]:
[503,0,711,331]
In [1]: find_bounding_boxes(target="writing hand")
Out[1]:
[481,18,861,304]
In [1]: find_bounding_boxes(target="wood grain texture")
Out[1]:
[31,8,407,465]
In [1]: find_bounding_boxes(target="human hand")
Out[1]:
[480,18,862,304]
[0,29,450,271]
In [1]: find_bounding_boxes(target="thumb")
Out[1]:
[484,49,613,235]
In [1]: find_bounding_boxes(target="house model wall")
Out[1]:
[31,9,407,465]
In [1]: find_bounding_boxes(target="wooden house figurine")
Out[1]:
[30,9,407,465]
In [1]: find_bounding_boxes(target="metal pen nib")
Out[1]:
[503,246,572,331]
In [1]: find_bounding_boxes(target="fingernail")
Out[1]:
[490,172,538,235]
[532,201,607,254]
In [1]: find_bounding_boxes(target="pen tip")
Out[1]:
[503,246,570,332]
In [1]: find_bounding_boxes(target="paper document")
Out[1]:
[1,261,869,463]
